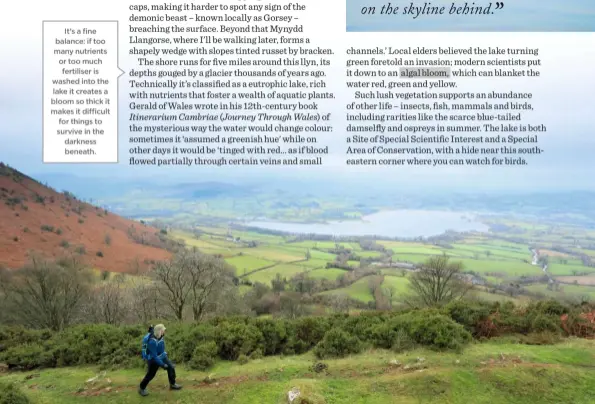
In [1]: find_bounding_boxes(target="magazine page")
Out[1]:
[1,0,595,402]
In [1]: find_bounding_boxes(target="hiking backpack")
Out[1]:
[141,326,154,361]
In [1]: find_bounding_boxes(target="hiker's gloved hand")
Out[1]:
[162,364,169,369]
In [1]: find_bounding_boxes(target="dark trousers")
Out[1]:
[140,357,176,389]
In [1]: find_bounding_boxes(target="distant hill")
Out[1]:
[0,163,171,272]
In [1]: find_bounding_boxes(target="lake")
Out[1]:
[244,210,489,238]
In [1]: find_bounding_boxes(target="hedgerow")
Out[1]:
[0,299,586,371]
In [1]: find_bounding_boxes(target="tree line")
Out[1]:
[0,248,475,331]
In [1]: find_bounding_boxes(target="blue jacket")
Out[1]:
[147,336,167,367]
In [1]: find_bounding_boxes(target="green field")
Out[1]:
[284,241,341,249]
[307,268,347,281]
[247,264,315,284]
[170,218,595,307]
[457,259,539,276]
[225,256,275,276]
[4,339,595,403]
[9,165,595,403]
[295,259,328,269]
[551,258,585,266]
[309,250,337,261]
[388,245,443,255]
[526,283,595,300]
[389,253,434,264]
[320,277,375,303]
[547,263,595,276]
[241,246,306,262]
[451,243,531,261]
[357,251,385,258]
[381,276,411,300]
[380,276,411,307]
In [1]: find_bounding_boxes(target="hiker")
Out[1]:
[139,324,182,396]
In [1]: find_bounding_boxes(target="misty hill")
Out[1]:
[0,163,171,272]
[32,170,595,227]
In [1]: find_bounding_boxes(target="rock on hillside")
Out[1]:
[0,163,171,272]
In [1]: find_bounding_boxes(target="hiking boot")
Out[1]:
[170,383,182,390]
[138,387,149,396]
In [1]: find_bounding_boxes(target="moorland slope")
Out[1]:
[0,163,171,272]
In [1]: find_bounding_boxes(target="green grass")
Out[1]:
[195,236,238,249]
[550,258,584,266]
[286,241,339,249]
[387,253,538,277]
[381,276,411,301]
[380,268,410,276]
[274,245,310,255]
[171,231,229,250]
[298,259,330,269]
[356,251,385,258]
[224,256,275,276]
[380,276,412,307]
[309,250,337,261]
[246,264,313,284]
[307,268,347,280]
[4,339,595,403]
[180,238,223,250]
[343,243,362,251]
[392,246,445,255]
[320,277,375,303]
[241,247,305,262]
[525,283,595,300]
[451,243,530,261]
[547,263,593,276]
[458,259,540,276]
[437,248,480,258]
[170,222,595,309]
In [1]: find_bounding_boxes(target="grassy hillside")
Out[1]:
[320,277,376,303]
[5,170,595,403]
[3,338,595,403]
